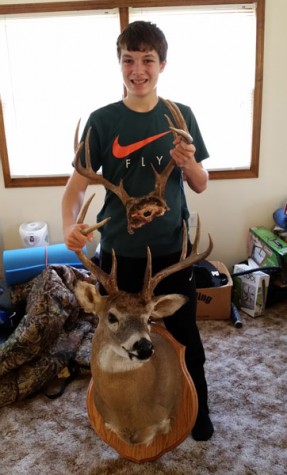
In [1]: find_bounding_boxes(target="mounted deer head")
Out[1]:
[73,98,193,234]
[74,197,213,446]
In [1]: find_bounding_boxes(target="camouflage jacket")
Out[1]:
[0,265,98,407]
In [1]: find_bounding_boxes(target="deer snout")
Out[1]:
[133,338,154,360]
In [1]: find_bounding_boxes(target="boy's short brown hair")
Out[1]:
[116,21,168,62]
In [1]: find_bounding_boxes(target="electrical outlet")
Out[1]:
[189,211,198,228]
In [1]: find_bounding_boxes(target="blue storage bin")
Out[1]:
[3,243,87,286]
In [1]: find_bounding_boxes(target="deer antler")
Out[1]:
[161,97,192,144]
[141,218,213,302]
[74,194,118,295]
[74,195,212,299]
[74,123,131,205]
[73,100,193,234]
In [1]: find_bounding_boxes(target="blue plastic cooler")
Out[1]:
[3,243,87,286]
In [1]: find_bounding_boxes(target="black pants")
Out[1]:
[99,246,209,414]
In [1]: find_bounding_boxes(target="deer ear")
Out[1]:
[150,294,188,319]
[74,281,105,314]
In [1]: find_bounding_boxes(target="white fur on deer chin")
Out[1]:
[98,345,149,372]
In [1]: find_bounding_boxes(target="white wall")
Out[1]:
[0,0,286,276]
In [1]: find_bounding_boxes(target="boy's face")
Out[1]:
[119,47,166,99]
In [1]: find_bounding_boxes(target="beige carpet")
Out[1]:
[0,302,286,475]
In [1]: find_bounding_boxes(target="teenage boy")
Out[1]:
[62,20,213,441]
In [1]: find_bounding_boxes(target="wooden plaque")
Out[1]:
[86,324,198,463]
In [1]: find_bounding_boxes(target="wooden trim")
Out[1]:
[119,7,129,31]
[209,169,258,181]
[250,0,265,178]
[0,1,258,15]
[3,176,69,188]
[0,97,12,188]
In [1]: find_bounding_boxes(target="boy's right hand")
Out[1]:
[64,223,93,251]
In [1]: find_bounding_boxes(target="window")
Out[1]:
[130,5,258,173]
[0,1,265,187]
[0,8,122,186]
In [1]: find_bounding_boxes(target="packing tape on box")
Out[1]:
[19,221,49,248]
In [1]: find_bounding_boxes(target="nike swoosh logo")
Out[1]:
[112,131,171,159]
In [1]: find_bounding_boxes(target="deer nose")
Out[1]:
[133,338,154,360]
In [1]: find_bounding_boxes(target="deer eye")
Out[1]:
[108,313,118,324]
[148,316,152,324]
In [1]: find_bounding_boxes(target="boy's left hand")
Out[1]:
[170,136,197,171]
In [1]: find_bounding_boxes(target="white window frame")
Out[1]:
[0,1,265,188]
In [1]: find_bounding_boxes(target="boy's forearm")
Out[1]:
[62,172,89,225]
[182,159,209,193]
[62,187,83,230]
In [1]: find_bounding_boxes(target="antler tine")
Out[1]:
[166,99,188,132]
[161,98,193,144]
[152,99,194,198]
[74,119,81,153]
[142,246,153,298]
[76,193,111,235]
[75,194,118,295]
[73,125,130,205]
[179,219,188,260]
[151,160,176,197]
[74,121,100,181]
[73,127,101,181]
[75,248,119,295]
[76,192,95,224]
[73,120,95,178]
[141,219,213,301]
[152,99,187,195]
[190,214,201,257]
[142,221,187,300]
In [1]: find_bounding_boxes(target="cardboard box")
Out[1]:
[232,263,270,317]
[196,261,233,320]
[248,227,287,284]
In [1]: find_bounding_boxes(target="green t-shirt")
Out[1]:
[79,98,208,257]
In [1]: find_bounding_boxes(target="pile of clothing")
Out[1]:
[0,265,98,408]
